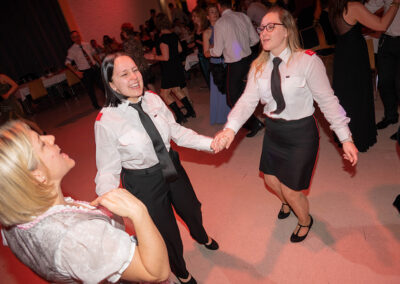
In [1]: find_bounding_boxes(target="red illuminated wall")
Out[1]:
[63,0,161,44]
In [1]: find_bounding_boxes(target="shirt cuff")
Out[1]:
[96,183,115,197]
[224,121,241,134]
[107,236,137,283]
[335,127,352,143]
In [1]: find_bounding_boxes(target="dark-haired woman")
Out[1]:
[328,0,399,152]
[145,13,196,124]
[95,53,219,284]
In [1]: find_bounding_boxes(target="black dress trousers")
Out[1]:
[121,149,209,278]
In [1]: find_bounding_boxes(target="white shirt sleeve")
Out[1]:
[57,219,136,284]
[65,47,74,65]
[305,55,352,141]
[225,68,261,133]
[95,122,123,196]
[365,0,385,13]
[210,21,224,58]
[156,95,213,151]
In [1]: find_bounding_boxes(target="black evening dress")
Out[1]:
[156,33,186,89]
[332,18,377,152]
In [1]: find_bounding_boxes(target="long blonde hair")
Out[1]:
[0,121,56,226]
[252,6,302,79]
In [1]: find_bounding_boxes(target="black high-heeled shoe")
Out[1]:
[203,238,219,250]
[290,215,313,243]
[178,274,197,284]
[278,203,291,219]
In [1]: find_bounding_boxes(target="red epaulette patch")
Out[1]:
[147,90,158,95]
[96,112,103,121]
[305,50,316,56]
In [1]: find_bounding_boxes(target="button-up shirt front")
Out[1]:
[65,42,96,71]
[210,9,260,63]
[225,48,351,141]
[95,91,213,196]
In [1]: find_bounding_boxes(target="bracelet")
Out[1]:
[391,2,400,7]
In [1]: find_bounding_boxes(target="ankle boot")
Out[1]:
[169,102,187,124]
[181,97,196,118]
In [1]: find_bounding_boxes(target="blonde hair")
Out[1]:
[252,6,302,79]
[0,121,56,226]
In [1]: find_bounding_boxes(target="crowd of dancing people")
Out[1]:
[1,0,399,283]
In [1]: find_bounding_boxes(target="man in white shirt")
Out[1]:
[65,31,104,109]
[245,0,269,26]
[210,0,264,137]
[366,0,400,139]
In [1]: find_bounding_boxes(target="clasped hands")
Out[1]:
[210,128,235,153]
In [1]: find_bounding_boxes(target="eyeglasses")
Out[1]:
[256,23,285,34]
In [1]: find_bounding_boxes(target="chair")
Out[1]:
[28,79,47,100]
[65,69,83,97]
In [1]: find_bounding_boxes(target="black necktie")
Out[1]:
[271,57,285,114]
[79,45,94,67]
[130,101,178,182]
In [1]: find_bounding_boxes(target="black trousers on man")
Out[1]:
[121,149,208,279]
[81,67,104,109]
[377,34,400,121]
[226,54,262,131]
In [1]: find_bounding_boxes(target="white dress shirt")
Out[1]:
[95,91,213,196]
[225,48,352,142]
[210,9,260,63]
[65,42,96,71]
[365,0,400,36]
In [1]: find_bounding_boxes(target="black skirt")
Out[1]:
[259,115,319,191]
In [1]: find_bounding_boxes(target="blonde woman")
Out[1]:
[214,6,358,242]
[0,121,169,283]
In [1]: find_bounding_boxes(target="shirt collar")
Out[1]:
[120,93,144,112]
[221,9,232,16]
[269,47,291,65]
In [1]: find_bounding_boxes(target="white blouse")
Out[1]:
[225,47,352,142]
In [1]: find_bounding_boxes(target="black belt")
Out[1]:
[122,163,162,176]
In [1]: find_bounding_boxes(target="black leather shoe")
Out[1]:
[376,118,398,129]
[178,275,197,284]
[278,203,291,219]
[204,238,219,250]
[390,132,397,141]
[246,121,264,137]
[290,215,313,243]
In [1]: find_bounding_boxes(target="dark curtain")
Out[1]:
[0,0,71,82]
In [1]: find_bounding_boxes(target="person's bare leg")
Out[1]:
[281,183,311,237]
[159,88,175,105]
[264,174,289,214]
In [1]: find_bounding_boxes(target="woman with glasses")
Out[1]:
[214,6,358,242]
